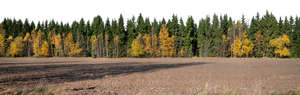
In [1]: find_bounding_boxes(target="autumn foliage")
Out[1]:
[159,24,175,57]
[9,36,23,57]
[269,34,291,57]
[231,32,254,57]
[130,34,144,57]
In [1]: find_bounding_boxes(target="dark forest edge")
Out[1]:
[0,11,300,58]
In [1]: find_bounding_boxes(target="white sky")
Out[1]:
[0,0,300,24]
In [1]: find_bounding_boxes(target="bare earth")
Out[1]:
[0,58,300,95]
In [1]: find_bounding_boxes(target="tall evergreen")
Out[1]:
[184,16,196,56]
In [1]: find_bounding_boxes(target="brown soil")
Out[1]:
[0,57,300,95]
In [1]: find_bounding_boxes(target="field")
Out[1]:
[0,58,300,95]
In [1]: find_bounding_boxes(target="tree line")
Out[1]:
[0,11,300,58]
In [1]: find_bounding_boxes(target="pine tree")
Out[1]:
[260,11,279,57]
[137,13,145,34]
[292,17,300,57]
[211,14,222,56]
[184,16,196,57]
[118,14,127,57]
[169,15,180,56]
[126,17,136,56]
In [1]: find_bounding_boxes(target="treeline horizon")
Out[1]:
[0,11,300,58]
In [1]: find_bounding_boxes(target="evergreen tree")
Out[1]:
[184,16,196,57]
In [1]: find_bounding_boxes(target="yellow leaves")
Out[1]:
[54,33,63,56]
[242,38,254,56]
[33,29,45,56]
[152,34,160,56]
[23,32,30,41]
[68,42,82,56]
[159,24,175,57]
[281,34,290,46]
[269,34,291,57]
[7,35,13,41]
[114,35,120,46]
[143,34,152,55]
[281,47,290,57]
[64,32,74,51]
[231,34,254,57]
[64,32,82,56]
[179,48,185,57]
[0,33,5,56]
[232,36,243,57]
[39,41,49,56]
[130,34,144,57]
[9,36,23,57]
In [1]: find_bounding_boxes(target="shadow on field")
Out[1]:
[0,62,208,86]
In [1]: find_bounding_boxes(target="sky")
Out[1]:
[0,0,300,24]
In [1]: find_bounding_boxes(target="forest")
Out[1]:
[0,11,299,58]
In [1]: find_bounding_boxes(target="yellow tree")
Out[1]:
[105,33,109,57]
[90,35,97,57]
[143,34,153,56]
[159,24,175,57]
[9,36,24,57]
[68,42,82,56]
[241,32,254,57]
[114,35,120,57]
[167,35,176,56]
[48,30,56,56]
[33,29,44,56]
[152,34,160,57]
[231,36,243,57]
[179,48,185,57]
[255,31,264,57]
[130,34,144,57]
[0,33,5,56]
[64,32,82,57]
[54,33,63,56]
[64,32,73,56]
[39,41,49,56]
[97,34,104,57]
[269,34,291,57]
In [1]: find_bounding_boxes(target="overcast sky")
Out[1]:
[0,0,299,24]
